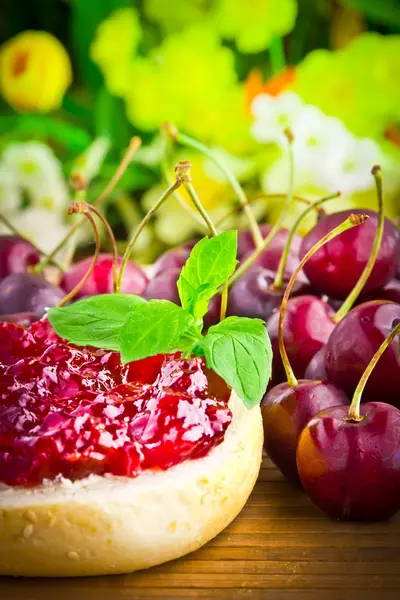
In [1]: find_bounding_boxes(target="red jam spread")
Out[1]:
[0,319,232,487]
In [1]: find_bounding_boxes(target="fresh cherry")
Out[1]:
[61,253,148,299]
[0,235,40,281]
[0,273,65,317]
[297,402,400,520]
[325,300,400,406]
[267,295,336,382]
[228,267,311,321]
[239,228,303,277]
[262,380,348,484]
[143,267,180,304]
[260,215,366,484]
[362,277,400,304]
[297,322,400,520]
[152,242,196,277]
[300,209,399,299]
[304,347,327,380]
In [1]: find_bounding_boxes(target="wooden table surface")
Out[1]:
[1,456,399,600]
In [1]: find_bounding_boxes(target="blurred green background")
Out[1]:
[0,0,399,264]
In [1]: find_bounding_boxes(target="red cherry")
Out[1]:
[325,300,400,406]
[262,380,348,484]
[61,253,148,299]
[300,209,399,299]
[297,403,400,520]
[267,295,335,383]
[0,235,40,281]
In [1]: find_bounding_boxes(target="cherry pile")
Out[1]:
[0,234,148,323]
[0,318,231,487]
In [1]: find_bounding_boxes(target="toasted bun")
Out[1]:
[0,392,263,577]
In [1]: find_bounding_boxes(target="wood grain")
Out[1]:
[1,457,399,600]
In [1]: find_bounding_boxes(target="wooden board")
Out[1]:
[1,457,400,600]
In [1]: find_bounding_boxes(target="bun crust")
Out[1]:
[0,392,263,577]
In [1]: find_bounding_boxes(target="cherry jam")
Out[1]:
[0,319,232,487]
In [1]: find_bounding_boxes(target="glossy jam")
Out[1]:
[0,319,231,487]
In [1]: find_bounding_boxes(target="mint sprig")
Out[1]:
[177,230,238,318]
[47,294,146,351]
[119,300,194,363]
[193,317,272,409]
[47,232,272,408]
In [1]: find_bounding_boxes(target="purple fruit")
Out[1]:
[262,380,348,484]
[325,300,400,406]
[300,209,399,299]
[297,402,400,520]
[228,267,311,321]
[143,268,180,304]
[0,235,40,281]
[0,273,65,316]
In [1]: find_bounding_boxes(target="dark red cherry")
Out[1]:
[0,235,40,281]
[228,267,311,321]
[297,403,400,520]
[325,300,400,406]
[61,253,148,299]
[267,295,336,383]
[0,273,64,317]
[237,224,272,258]
[262,380,348,485]
[152,242,196,277]
[362,278,400,304]
[143,267,180,304]
[304,347,327,380]
[238,225,302,270]
[203,294,221,329]
[300,209,399,299]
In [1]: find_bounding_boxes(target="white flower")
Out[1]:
[325,136,383,194]
[254,91,387,198]
[0,164,21,216]
[1,208,70,256]
[250,92,303,145]
[291,105,351,169]
[2,142,69,212]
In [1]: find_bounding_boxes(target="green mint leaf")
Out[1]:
[193,317,272,409]
[119,300,195,364]
[47,294,146,351]
[177,231,238,318]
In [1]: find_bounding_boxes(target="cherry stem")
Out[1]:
[34,137,141,274]
[228,129,294,287]
[280,214,369,387]
[273,191,341,289]
[163,122,263,249]
[333,165,384,323]
[84,204,119,293]
[176,160,228,322]
[161,136,207,229]
[215,193,326,229]
[117,179,182,293]
[57,202,101,307]
[347,321,400,422]
[0,213,65,272]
